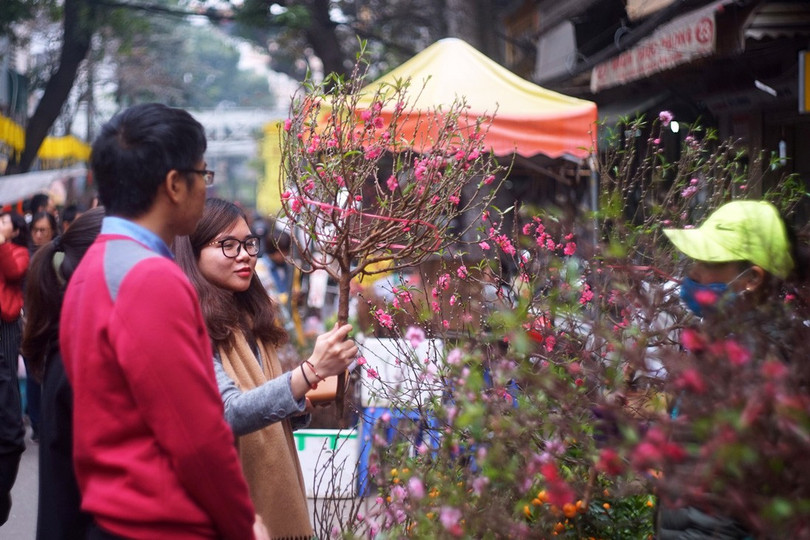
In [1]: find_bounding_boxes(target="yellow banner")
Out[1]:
[0,115,91,161]
[257,120,284,216]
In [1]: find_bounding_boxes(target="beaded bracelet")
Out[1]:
[300,363,317,390]
[304,360,326,382]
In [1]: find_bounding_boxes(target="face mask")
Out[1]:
[679,269,750,318]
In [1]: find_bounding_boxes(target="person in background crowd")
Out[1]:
[28,194,57,221]
[0,210,30,525]
[30,212,57,250]
[60,205,81,234]
[25,210,58,443]
[658,200,810,538]
[255,223,294,306]
[174,198,358,539]
[22,207,105,540]
[60,103,267,539]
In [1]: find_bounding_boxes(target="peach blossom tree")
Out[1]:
[327,112,810,539]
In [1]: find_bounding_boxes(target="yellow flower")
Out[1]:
[390,468,398,477]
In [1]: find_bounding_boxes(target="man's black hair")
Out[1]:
[91,103,207,218]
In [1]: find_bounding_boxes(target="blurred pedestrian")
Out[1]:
[22,207,105,540]
[60,103,267,539]
[30,211,57,250]
[174,198,358,538]
[255,223,294,306]
[28,194,57,222]
[0,210,30,525]
[25,210,57,443]
[59,205,81,234]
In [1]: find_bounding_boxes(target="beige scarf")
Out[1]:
[219,335,314,540]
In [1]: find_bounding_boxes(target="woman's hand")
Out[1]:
[307,323,358,378]
[289,323,358,399]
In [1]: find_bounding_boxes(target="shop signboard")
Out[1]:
[591,1,720,92]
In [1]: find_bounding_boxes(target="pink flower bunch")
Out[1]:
[375,308,394,329]
[579,283,594,305]
[405,326,426,349]
[563,241,577,256]
[489,228,516,256]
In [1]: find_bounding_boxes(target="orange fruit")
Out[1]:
[562,503,577,518]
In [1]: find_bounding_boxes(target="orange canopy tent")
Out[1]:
[352,38,597,160]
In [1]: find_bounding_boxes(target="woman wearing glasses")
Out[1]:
[174,198,357,539]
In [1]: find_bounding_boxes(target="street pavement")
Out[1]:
[3,427,38,539]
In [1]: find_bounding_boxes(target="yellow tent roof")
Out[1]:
[357,38,597,159]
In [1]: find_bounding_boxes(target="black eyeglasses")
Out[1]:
[208,235,260,258]
[180,168,215,186]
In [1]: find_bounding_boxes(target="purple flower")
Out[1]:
[659,110,674,126]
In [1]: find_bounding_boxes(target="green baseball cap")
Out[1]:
[663,200,794,279]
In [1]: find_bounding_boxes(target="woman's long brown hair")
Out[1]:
[21,207,106,380]
[173,198,287,350]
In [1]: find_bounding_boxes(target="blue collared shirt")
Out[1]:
[100,216,174,259]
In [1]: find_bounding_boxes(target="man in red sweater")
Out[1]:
[60,103,267,539]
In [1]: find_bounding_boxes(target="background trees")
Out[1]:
[227,0,515,80]
[2,0,274,174]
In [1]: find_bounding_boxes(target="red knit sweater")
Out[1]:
[0,241,28,322]
[60,234,255,539]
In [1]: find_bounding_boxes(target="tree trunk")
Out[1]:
[304,0,350,78]
[6,0,95,174]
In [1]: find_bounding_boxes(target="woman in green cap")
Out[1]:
[656,200,809,538]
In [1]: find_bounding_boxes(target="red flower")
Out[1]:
[632,442,663,469]
[722,340,751,366]
[761,359,788,380]
[662,442,686,463]
[675,368,707,394]
[596,448,625,476]
[680,328,706,352]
